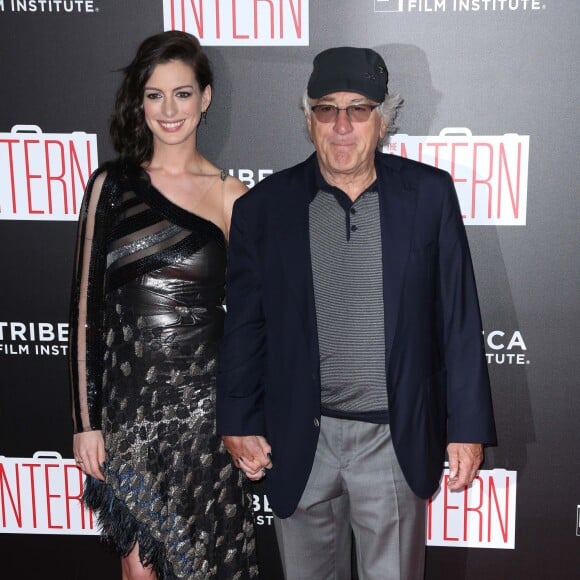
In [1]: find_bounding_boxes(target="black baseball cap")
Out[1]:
[307,46,389,102]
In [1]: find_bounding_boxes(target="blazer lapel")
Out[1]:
[377,156,418,361]
[272,155,320,375]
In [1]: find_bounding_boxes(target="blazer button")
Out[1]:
[314,418,320,428]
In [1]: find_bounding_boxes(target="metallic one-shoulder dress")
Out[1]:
[69,160,258,579]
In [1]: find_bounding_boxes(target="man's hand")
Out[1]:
[446,442,483,490]
[222,435,273,481]
[73,430,106,481]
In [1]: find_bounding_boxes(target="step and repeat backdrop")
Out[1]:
[0,1,578,578]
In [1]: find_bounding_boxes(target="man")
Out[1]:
[217,46,496,579]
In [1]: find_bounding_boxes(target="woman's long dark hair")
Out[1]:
[110,31,213,165]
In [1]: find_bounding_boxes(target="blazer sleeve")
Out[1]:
[216,198,267,436]
[437,172,497,445]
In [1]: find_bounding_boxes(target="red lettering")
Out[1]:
[44,464,63,529]
[498,143,521,219]
[254,0,275,39]
[24,140,43,214]
[471,142,493,219]
[488,476,510,542]
[45,140,66,214]
[278,0,283,38]
[69,139,93,215]
[288,0,302,38]
[22,463,41,528]
[168,0,303,41]
[0,139,19,213]
[171,0,176,28]
[233,0,250,38]
[449,142,469,219]
[442,476,459,541]
[171,0,203,35]
[0,463,22,527]
[463,476,483,541]
[214,0,221,37]
[64,464,93,529]
[189,0,204,36]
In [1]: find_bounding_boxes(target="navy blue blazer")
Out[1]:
[216,151,496,518]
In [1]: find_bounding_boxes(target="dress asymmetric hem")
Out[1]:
[84,476,174,578]
[69,159,258,579]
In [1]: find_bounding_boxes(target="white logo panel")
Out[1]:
[0,126,98,221]
[163,0,309,45]
[385,128,529,225]
[427,468,517,549]
[0,453,97,535]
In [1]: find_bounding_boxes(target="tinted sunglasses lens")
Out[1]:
[312,106,336,122]
[312,105,375,123]
[349,106,373,122]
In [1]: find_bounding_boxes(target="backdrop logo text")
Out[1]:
[228,168,273,187]
[163,0,309,45]
[0,126,97,221]
[374,0,545,13]
[427,468,517,549]
[385,128,529,225]
[0,321,69,357]
[252,492,274,526]
[0,0,98,13]
[483,329,529,366]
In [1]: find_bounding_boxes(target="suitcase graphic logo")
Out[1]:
[385,128,530,226]
[0,452,98,535]
[0,125,98,221]
[427,467,517,549]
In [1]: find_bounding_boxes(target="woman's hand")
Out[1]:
[73,430,106,481]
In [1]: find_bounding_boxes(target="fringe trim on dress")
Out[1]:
[84,476,177,580]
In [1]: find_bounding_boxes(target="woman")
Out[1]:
[69,31,258,579]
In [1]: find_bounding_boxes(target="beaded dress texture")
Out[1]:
[69,160,258,579]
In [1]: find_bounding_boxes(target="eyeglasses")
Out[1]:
[310,103,380,123]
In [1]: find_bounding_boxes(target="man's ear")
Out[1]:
[379,118,388,141]
[305,112,314,142]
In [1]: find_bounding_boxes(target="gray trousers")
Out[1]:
[274,416,426,580]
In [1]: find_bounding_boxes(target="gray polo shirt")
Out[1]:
[309,176,389,424]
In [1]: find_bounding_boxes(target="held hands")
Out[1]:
[73,430,106,481]
[446,442,483,491]
[222,435,273,481]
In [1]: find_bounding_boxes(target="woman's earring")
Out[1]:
[201,111,207,124]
